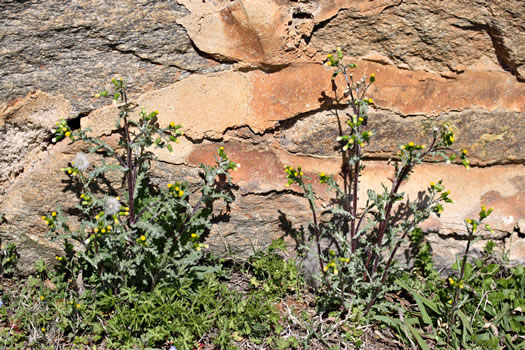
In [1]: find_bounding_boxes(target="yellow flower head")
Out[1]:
[140,235,146,241]
[41,327,46,332]
[408,141,415,147]
[101,229,106,234]
[430,182,435,187]
[448,277,455,285]
[40,296,45,301]
[52,212,57,217]
[76,303,81,309]
[170,122,175,128]
[178,190,184,197]
[320,172,325,177]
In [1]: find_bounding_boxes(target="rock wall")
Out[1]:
[1,0,524,272]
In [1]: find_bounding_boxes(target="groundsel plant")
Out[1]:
[448,205,494,340]
[284,49,470,316]
[42,78,240,293]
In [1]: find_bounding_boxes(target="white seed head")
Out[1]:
[104,197,120,216]
[72,153,90,171]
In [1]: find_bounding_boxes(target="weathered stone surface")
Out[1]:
[0,140,83,273]
[177,0,524,81]
[0,0,524,271]
[506,232,525,266]
[134,62,525,141]
[280,108,525,166]
[184,141,524,268]
[0,0,229,115]
[0,91,71,195]
[309,0,525,80]
[176,0,407,66]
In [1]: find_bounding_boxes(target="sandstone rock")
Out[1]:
[0,140,84,273]
[506,232,525,266]
[310,0,525,80]
[0,0,524,272]
[185,141,524,237]
[280,108,525,166]
[0,91,71,195]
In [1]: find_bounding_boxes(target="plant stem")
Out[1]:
[306,188,328,283]
[448,226,473,340]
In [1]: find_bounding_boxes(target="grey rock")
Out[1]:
[0,0,230,115]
